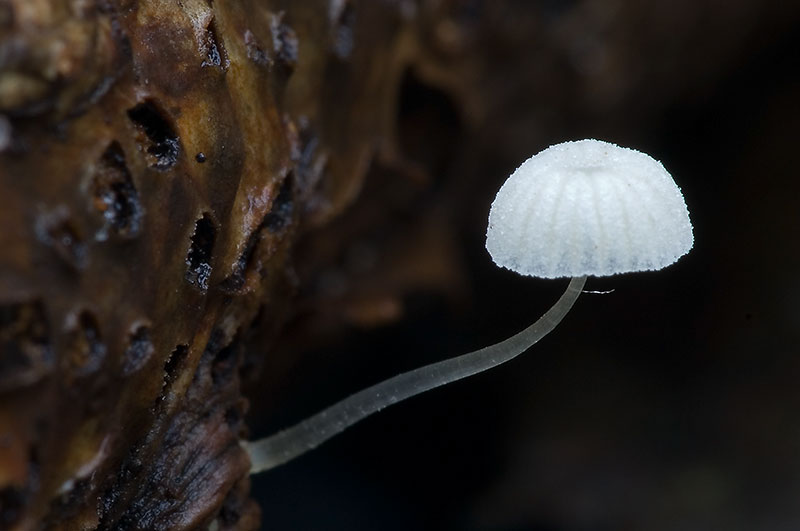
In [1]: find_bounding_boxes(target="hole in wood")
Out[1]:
[90,141,142,240]
[121,325,154,376]
[127,100,181,170]
[185,213,216,291]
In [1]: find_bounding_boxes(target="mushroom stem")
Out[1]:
[245,275,587,473]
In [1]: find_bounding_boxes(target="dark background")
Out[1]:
[249,1,800,529]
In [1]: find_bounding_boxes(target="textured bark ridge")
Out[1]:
[2,0,798,529]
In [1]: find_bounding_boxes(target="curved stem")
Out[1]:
[245,275,587,473]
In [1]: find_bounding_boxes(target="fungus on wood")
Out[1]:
[0,0,784,528]
[244,139,693,473]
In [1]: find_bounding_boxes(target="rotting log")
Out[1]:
[2,1,799,529]
[0,1,423,528]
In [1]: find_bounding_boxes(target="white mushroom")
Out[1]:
[486,139,693,278]
[245,139,694,473]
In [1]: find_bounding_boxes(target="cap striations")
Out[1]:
[486,139,693,278]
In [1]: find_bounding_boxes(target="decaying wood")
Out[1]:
[2,0,798,529]
[0,1,417,528]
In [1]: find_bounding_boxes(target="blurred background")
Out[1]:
[247,1,800,529]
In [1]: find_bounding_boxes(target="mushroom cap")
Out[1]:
[486,139,693,278]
